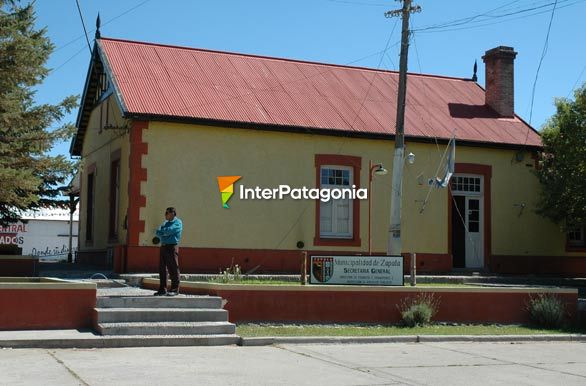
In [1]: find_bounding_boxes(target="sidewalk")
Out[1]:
[2,342,586,385]
[1,328,585,349]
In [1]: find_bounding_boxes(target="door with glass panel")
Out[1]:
[450,175,484,269]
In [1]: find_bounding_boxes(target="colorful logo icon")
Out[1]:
[217,176,241,208]
[312,257,334,283]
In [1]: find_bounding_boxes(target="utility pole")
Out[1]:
[385,0,421,256]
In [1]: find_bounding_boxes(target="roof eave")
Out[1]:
[70,38,128,157]
[70,42,98,156]
[126,112,543,151]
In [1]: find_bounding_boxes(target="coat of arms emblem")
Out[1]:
[312,257,334,283]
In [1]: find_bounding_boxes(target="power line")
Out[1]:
[246,19,401,272]
[529,0,558,125]
[326,0,389,6]
[47,1,154,75]
[413,0,521,32]
[54,0,152,54]
[75,0,92,55]
[347,18,400,129]
[410,29,451,214]
[566,64,586,98]
[414,0,582,34]
[49,45,87,74]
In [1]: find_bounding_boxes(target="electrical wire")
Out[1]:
[515,0,560,157]
[528,0,559,125]
[75,0,92,55]
[566,64,586,98]
[246,19,401,273]
[54,0,152,54]
[326,0,389,6]
[347,18,400,129]
[413,0,579,34]
[419,136,453,214]
[413,0,521,32]
[410,29,453,213]
[49,45,88,74]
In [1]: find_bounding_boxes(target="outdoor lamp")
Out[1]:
[407,152,416,165]
[374,164,388,175]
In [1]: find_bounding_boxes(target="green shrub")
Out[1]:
[528,294,566,329]
[398,293,440,327]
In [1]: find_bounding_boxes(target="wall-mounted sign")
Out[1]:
[310,255,404,286]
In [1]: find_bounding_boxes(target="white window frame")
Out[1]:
[450,174,483,196]
[319,165,353,239]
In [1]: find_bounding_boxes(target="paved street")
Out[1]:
[1,341,585,385]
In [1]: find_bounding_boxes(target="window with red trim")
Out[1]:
[319,166,353,238]
[314,154,361,247]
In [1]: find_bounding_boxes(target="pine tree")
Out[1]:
[536,84,586,229]
[0,0,78,225]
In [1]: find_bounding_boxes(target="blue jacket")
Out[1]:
[156,217,183,245]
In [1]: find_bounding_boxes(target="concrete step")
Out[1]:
[97,321,236,336]
[0,333,241,349]
[95,308,229,323]
[96,296,222,309]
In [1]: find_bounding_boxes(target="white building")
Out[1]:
[0,208,79,261]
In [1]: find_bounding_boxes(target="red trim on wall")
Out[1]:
[448,163,492,270]
[142,282,577,325]
[0,289,96,330]
[313,154,362,247]
[492,254,586,276]
[124,245,448,274]
[403,253,452,273]
[127,121,148,246]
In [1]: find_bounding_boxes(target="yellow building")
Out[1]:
[70,37,586,275]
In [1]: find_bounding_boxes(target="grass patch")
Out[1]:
[201,279,476,287]
[206,279,297,285]
[236,323,584,337]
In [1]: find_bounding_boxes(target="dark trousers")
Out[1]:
[159,244,180,291]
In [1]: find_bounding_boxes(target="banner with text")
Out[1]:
[310,255,404,286]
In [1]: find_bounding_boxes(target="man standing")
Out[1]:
[154,207,183,296]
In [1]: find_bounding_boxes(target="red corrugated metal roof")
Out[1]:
[98,37,541,147]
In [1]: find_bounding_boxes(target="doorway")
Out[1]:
[450,175,484,269]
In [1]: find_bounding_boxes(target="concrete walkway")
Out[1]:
[2,328,585,349]
[1,342,585,385]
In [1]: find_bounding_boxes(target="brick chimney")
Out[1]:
[482,46,517,117]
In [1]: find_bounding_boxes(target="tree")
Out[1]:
[536,84,586,229]
[0,0,78,225]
